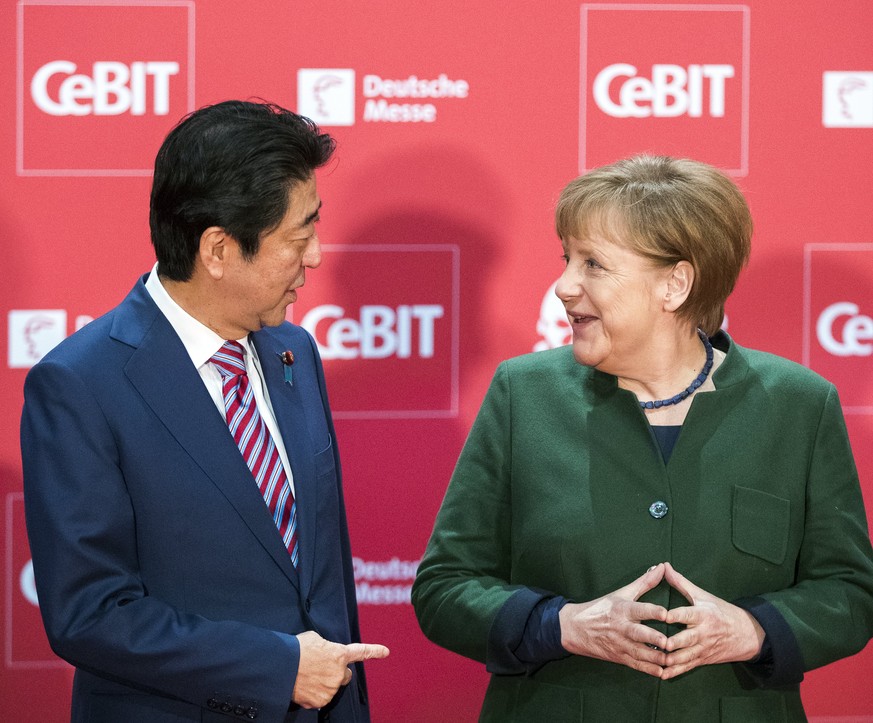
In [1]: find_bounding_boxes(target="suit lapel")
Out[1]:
[252,331,318,601]
[114,280,299,590]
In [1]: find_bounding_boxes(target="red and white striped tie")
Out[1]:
[211,341,299,567]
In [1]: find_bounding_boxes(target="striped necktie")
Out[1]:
[210,340,299,568]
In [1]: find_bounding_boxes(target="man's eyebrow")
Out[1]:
[301,201,322,227]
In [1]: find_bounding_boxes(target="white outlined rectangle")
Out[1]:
[580,3,750,176]
[803,243,873,415]
[291,244,461,420]
[16,0,196,177]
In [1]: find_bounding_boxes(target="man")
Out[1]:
[21,100,387,723]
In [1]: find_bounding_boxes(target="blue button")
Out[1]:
[649,501,668,519]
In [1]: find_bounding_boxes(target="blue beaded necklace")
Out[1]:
[639,329,714,410]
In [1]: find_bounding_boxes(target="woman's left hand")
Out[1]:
[660,562,765,679]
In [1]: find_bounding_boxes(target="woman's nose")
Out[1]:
[555,266,579,302]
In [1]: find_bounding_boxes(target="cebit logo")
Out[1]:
[301,305,444,360]
[817,302,872,357]
[581,5,749,174]
[297,69,355,126]
[593,64,734,118]
[534,281,571,352]
[31,61,179,116]
[823,72,873,128]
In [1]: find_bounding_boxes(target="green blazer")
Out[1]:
[413,333,873,722]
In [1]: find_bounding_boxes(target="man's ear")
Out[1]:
[664,260,694,313]
[199,226,230,280]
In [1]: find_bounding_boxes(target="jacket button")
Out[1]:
[246,707,258,719]
[649,501,668,519]
[234,705,246,716]
[207,698,219,709]
[221,702,233,713]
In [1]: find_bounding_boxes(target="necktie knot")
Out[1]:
[211,340,247,378]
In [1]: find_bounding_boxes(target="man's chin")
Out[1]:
[260,305,293,328]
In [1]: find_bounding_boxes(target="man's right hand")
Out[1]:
[292,631,390,709]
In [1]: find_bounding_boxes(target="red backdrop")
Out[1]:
[2,1,872,720]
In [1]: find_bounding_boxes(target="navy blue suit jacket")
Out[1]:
[21,275,369,723]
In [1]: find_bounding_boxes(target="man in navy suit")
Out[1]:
[21,100,388,723]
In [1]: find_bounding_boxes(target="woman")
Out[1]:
[412,155,873,721]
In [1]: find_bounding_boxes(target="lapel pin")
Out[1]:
[278,350,294,386]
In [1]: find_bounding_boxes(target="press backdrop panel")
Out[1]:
[2,1,872,720]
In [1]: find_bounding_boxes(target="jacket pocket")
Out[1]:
[313,435,335,477]
[481,677,583,722]
[732,486,790,565]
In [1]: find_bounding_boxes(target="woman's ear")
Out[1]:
[664,260,694,312]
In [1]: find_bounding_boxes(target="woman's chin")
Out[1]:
[571,342,605,369]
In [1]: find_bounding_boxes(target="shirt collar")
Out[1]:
[144,263,252,368]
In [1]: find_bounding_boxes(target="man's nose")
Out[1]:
[304,235,322,269]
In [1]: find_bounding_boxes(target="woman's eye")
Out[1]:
[560,253,569,265]
[585,258,602,270]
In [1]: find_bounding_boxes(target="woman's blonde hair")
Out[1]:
[555,155,752,335]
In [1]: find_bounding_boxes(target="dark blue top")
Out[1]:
[651,424,682,463]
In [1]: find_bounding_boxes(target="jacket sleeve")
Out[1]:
[412,363,554,672]
[760,384,873,672]
[21,358,299,723]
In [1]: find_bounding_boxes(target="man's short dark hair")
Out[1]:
[149,100,336,281]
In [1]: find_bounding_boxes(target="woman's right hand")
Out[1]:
[558,562,669,677]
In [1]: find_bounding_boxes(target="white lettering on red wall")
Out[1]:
[353,557,419,605]
[817,302,873,357]
[31,61,179,116]
[593,63,734,118]
[302,304,444,360]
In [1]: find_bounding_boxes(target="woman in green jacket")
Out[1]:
[412,155,873,722]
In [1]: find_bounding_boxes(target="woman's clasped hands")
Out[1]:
[557,562,766,679]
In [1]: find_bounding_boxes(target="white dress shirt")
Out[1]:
[144,264,296,496]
